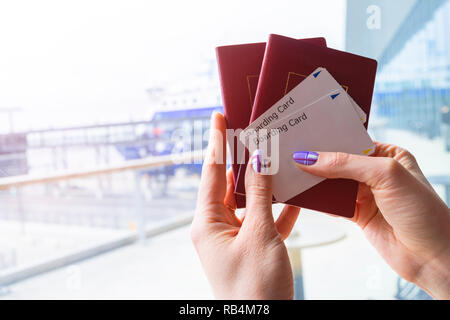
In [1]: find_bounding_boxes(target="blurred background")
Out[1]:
[0,0,449,299]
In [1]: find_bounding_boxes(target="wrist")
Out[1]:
[415,249,450,299]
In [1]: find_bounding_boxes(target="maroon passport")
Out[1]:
[216,37,327,208]
[236,34,377,217]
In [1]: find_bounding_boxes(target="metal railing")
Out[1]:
[0,150,204,286]
[0,150,203,190]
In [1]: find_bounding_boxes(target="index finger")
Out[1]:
[196,112,227,207]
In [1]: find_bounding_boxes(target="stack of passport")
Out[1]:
[216,34,377,218]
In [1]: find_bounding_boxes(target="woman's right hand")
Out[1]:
[295,142,450,299]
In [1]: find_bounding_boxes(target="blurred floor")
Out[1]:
[1,209,398,300]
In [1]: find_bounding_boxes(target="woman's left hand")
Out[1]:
[191,112,300,299]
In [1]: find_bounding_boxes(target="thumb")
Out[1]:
[293,150,410,189]
[243,149,275,227]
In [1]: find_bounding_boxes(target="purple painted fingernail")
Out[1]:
[251,149,262,173]
[293,151,318,166]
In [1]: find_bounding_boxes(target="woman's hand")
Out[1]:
[191,112,300,299]
[295,143,450,299]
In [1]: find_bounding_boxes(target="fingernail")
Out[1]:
[293,151,318,166]
[251,149,262,173]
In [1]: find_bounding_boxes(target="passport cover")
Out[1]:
[236,34,377,217]
[216,37,327,208]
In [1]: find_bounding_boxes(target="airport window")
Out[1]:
[0,0,448,300]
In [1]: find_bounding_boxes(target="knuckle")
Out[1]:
[401,149,415,161]
[246,181,270,199]
[326,152,349,169]
[201,162,217,174]
[384,158,401,176]
[241,218,276,244]
[399,148,419,165]
[190,222,202,246]
[366,158,402,188]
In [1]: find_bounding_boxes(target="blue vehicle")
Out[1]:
[115,105,223,196]
[116,65,224,194]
